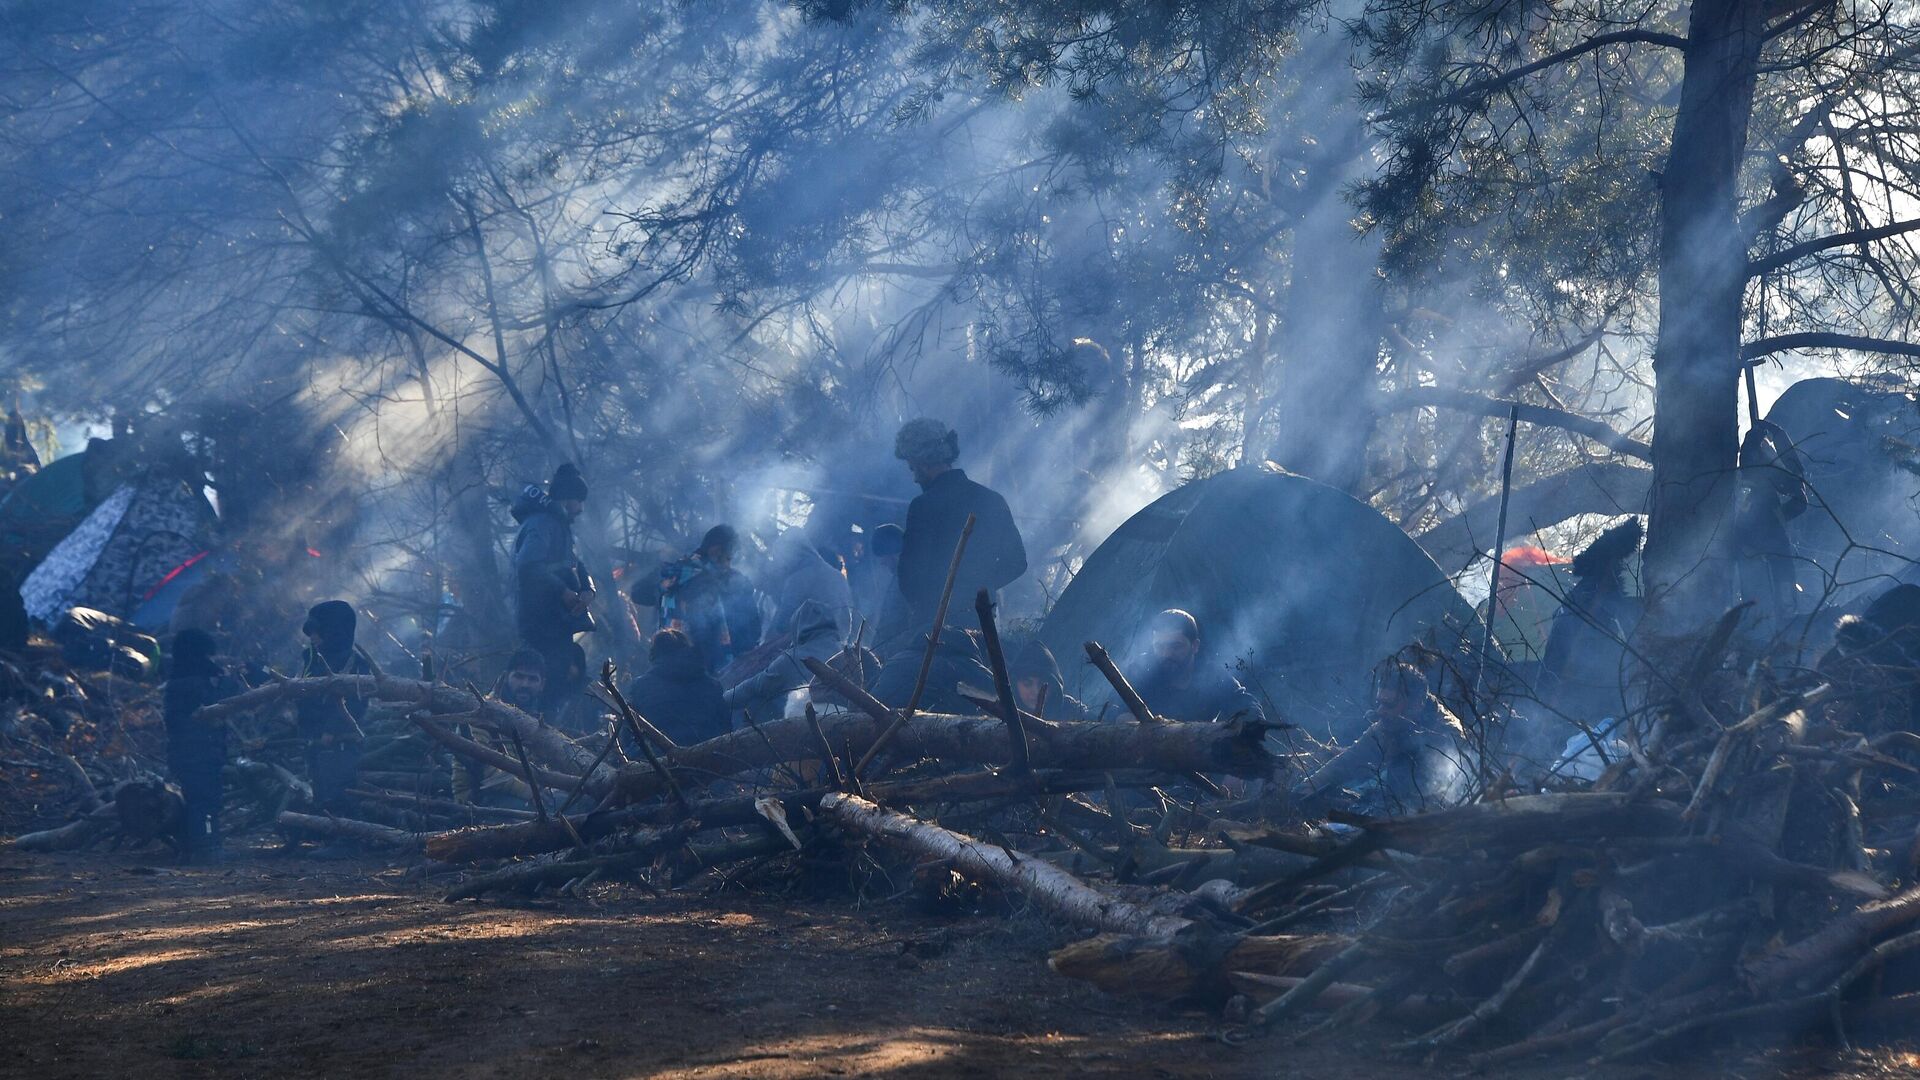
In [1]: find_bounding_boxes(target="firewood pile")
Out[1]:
[7,594,1920,1066]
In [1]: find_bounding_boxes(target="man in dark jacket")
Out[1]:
[1293,661,1469,815]
[894,419,1027,631]
[626,629,731,751]
[1008,638,1088,720]
[1537,519,1642,729]
[1733,419,1809,620]
[1122,609,1265,724]
[164,628,240,862]
[512,463,595,710]
[296,600,378,815]
[633,524,762,673]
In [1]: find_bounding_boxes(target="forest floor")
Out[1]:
[1,843,1916,1080]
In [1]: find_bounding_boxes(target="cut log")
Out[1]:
[820,793,1193,937]
[6,802,117,852]
[276,811,424,853]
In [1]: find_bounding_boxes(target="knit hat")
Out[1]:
[302,600,357,651]
[894,418,959,467]
[549,463,589,502]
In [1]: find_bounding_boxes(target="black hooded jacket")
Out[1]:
[164,629,237,759]
[296,601,378,740]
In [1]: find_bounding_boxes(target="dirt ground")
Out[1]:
[2,844,1915,1080]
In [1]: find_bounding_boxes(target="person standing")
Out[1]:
[511,463,596,709]
[163,628,239,863]
[296,600,378,816]
[893,418,1027,630]
[633,524,760,673]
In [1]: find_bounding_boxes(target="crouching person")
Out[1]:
[1293,661,1469,816]
[163,629,240,863]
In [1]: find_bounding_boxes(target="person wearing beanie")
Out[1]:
[892,418,1027,631]
[510,462,597,708]
[163,628,241,863]
[295,600,380,819]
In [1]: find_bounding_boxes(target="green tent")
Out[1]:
[0,452,94,569]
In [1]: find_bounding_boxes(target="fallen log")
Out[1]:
[197,674,604,784]
[610,709,1278,804]
[276,811,424,853]
[444,822,697,902]
[820,792,1193,937]
[6,802,117,852]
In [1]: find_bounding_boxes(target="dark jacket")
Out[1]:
[898,469,1026,626]
[1128,664,1265,725]
[163,633,237,760]
[1008,639,1088,720]
[295,603,379,741]
[627,648,731,750]
[511,487,589,645]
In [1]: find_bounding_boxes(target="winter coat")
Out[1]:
[1538,576,1638,724]
[1007,639,1088,720]
[726,600,843,721]
[764,535,853,647]
[1127,664,1266,725]
[510,487,588,645]
[897,469,1026,627]
[626,649,731,750]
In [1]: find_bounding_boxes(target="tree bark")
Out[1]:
[820,793,1194,937]
[1643,0,1768,610]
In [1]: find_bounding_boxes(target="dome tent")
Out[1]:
[20,480,216,625]
[1038,464,1482,738]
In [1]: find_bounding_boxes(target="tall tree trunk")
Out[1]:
[1643,0,1767,612]
[444,439,511,656]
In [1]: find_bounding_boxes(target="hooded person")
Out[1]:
[762,530,853,649]
[1733,419,1809,620]
[163,628,241,862]
[1007,638,1088,721]
[1122,609,1265,724]
[893,419,1027,630]
[511,463,596,707]
[726,599,844,723]
[296,600,379,817]
[633,524,762,673]
[1818,583,1920,737]
[625,628,731,751]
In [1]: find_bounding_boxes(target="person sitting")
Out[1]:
[869,624,994,717]
[1122,609,1264,724]
[454,648,547,806]
[1293,661,1469,816]
[1007,638,1087,720]
[625,629,730,753]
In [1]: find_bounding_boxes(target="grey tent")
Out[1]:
[1039,464,1480,738]
[1766,377,1920,606]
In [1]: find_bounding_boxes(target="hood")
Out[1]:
[789,598,838,643]
[303,600,357,655]
[169,628,220,680]
[510,484,559,524]
[1008,639,1065,694]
